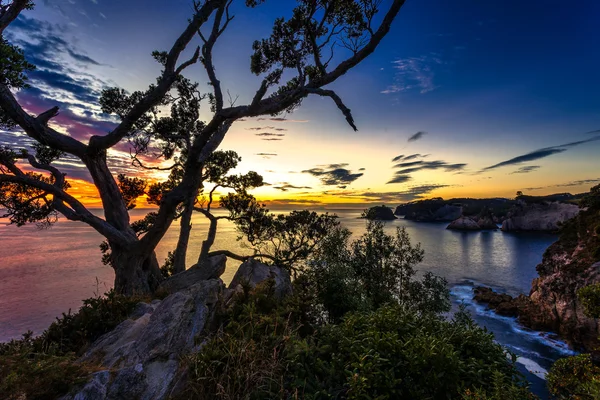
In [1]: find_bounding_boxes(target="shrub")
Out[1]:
[40,289,145,354]
[186,286,531,399]
[304,221,450,323]
[0,332,91,400]
[547,354,600,399]
[578,283,600,319]
[0,290,144,399]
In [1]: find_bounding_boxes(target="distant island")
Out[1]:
[394,192,584,232]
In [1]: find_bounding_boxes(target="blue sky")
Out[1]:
[3,0,600,205]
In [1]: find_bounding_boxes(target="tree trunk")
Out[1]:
[110,243,163,295]
[197,215,218,265]
[172,196,195,274]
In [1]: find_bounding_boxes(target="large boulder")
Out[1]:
[63,279,224,400]
[229,258,292,298]
[158,254,226,295]
[501,202,579,232]
[446,216,481,231]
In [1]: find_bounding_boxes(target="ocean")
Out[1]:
[0,207,574,398]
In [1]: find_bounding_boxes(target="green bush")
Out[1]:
[547,354,600,399]
[578,283,600,319]
[0,332,90,400]
[0,290,144,399]
[185,285,532,400]
[41,289,145,354]
[304,221,450,323]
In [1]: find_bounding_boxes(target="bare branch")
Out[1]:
[0,86,88,158]
[305,88,357,131]
[36,106,59,125]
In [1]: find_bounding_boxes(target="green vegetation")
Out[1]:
[183,222,533,399]
[0,290,144,399]
[578,283,600,319]
[545,184,600,399]
[547,354,600,399]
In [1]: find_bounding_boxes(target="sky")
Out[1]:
[2,0,600,208]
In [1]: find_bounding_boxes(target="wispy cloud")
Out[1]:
[302,163,364,188]
[392,153,428,162]
[324,184,452,203]
[387,159,467,185]
[255,153,278,159]
[524,178,600,191]
[382,54,443,94]
[510,165,540,174]
[408,131,427,142]
[482,136,600,172]
[272,183,313,192]
[256,117,308,123]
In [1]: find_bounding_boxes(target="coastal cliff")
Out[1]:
[475,186,600,351]
[501,201,579,232]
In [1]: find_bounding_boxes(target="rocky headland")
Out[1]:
[473,189,600,351]
[501,201,579,232]
[60,256,292,400]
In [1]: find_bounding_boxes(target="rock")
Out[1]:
[476,216,498,230]
[501,202,579,232]
[473,286,521,317]
[63,279,224,400]
[364,205,397,220]
[447,216,481,231]
[229,258,292,298]
[157,254,226,295]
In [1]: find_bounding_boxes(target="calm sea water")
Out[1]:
[0,207,572,397]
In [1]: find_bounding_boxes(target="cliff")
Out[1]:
[501,201,580,232]
[475,188,600,351]
[395,197,512,222]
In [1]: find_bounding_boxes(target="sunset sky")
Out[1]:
[2,0,599,208]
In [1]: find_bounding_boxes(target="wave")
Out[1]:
[450,281,578,358]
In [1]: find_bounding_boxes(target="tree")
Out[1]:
[0,0,407,295]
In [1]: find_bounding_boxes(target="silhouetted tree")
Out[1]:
[0,0,407,295]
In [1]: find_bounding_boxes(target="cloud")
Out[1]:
[391,153,428,162]
[408,131,427,142]
[255,132,285,137]
[510,165,540,174]
[358,168,366,171]
[272,183,313,192]
[262,138,283,141]
[586,129,600,134]
[482,136,600,171]
[387,159,467,184]
[323,184,451,203]
[255,153,278,159]
[302,163,364,187]
[381,54,443,94]
[525,178,600,191]
[256,117,308,123]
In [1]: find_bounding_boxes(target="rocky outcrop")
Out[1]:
[473,286,530,317]
[63,279,224,400]
[229,258,292,299]
[501,201,579,232]
[475,197,600,351]
[158,254,226,295]
[364,205,397,220]
[447,216,481,231]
